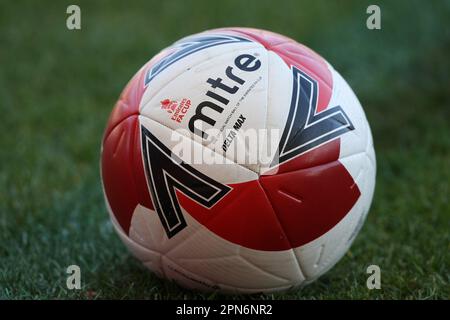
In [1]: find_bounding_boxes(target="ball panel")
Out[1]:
[101,115,153,233]
[104,198,164,279]
[139,43,269,173]
[293,150,375,280]
[259,158,361,248]
[127,202,305,293]
[139,39,264,113]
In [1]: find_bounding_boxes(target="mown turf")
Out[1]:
[0,0,449,299]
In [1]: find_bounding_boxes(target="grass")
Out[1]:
[0,0,449,299]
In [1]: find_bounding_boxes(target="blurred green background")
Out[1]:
[0,0,449,299]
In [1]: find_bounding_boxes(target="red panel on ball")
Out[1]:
[101,115,154,233]
[259,161,361,248]
[177,179,293,251]
[101,62,156,233]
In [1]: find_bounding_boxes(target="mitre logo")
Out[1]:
[160,98,191,123]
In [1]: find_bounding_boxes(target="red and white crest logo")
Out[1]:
[160,99,177,113]
[160,98,191,123]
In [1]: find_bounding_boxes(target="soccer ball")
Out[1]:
[101,27,376,293]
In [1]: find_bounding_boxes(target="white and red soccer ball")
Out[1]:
[101,28,376,293]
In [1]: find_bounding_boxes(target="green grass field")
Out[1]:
[0,0,449,299]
